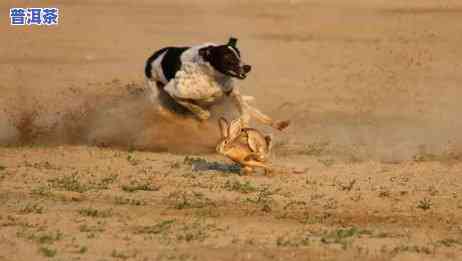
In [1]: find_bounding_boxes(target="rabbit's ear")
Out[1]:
[246,129,262,152]
[218,117,229,138]
[228,118,243,140]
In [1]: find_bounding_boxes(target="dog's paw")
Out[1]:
[273,120,290,131]
[197,110,211,121]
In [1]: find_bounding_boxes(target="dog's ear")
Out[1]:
[198,46,212,59]
[227,37,238,47]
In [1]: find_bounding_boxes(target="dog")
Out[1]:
[144,37,289,131]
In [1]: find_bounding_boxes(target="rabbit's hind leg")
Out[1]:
[241,166,254,175]
[243,160,272,175]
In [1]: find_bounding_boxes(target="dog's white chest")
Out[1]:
[164,62,233,101]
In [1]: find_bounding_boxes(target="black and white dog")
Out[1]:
[145,37,289,130]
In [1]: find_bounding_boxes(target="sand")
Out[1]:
[1,0,462,260]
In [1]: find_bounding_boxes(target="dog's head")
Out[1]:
[198,37,252,79]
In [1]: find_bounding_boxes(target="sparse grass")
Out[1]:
[92,174,118,190]
[24,161,61,170]
[121,181,159,193]
[156,253,196,261]
[111,249,131,260]
[31,185,52,197]
[0,165,5,180]
[299,141,330,156]
[435,238,462,247]
[37,231,63,244]
[371,231,399,239]
[134,220,175,235]
[49,173,89,193]
[378,187,391,198]
[48,173,117,193]
[79,224,105,233]
[39,246,57,258]
[283,201,307,210]
[323,198,338,210]
[349,193,362,202]
[114,196,146,206]
[126,153,141,166]
[0,165,5,181]
[305,178,319,186]
[278,227,374,248]
[246,186,278,213]
[4,137,462,260]
[277,201,307,220]
[302,213,332,225]
[19,203,44,214]
[320,227,371,249]
[166,191,215,210]
[319,158,335,167]
[169,160,182,169]
[391,245,432,255]
[337,179,356,191]
[223,179,257,193]
[78,246,88,254]
[427,185,439,196]
[134,218,220,244]
[16,228,63,245]
[417,198,432,210]
[412,146,462,162]
[276,234,310,247]
[78,207,113,218]
[176,220,217,242]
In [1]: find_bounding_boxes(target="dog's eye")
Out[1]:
[225,54,234,61]
[225,58,235,64]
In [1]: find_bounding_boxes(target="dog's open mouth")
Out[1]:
[227,71,247,79]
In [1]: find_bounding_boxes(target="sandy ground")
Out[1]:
[1,0,462,260]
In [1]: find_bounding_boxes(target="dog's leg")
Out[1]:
[247,106,290,131]
[162,76,211,121]
[229,88,251,127]
[230,88,289,130]
[173,97,210,121]
[145,79,160,103]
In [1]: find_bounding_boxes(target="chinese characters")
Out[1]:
[10,8,59,26]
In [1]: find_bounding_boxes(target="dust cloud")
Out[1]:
[1,80,461,162]
[0,82,230,154]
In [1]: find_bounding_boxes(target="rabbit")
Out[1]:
[216,117,273,175]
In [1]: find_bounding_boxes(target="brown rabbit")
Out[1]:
[216,117,272,175]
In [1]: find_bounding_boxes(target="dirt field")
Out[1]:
[1,0,462,260]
